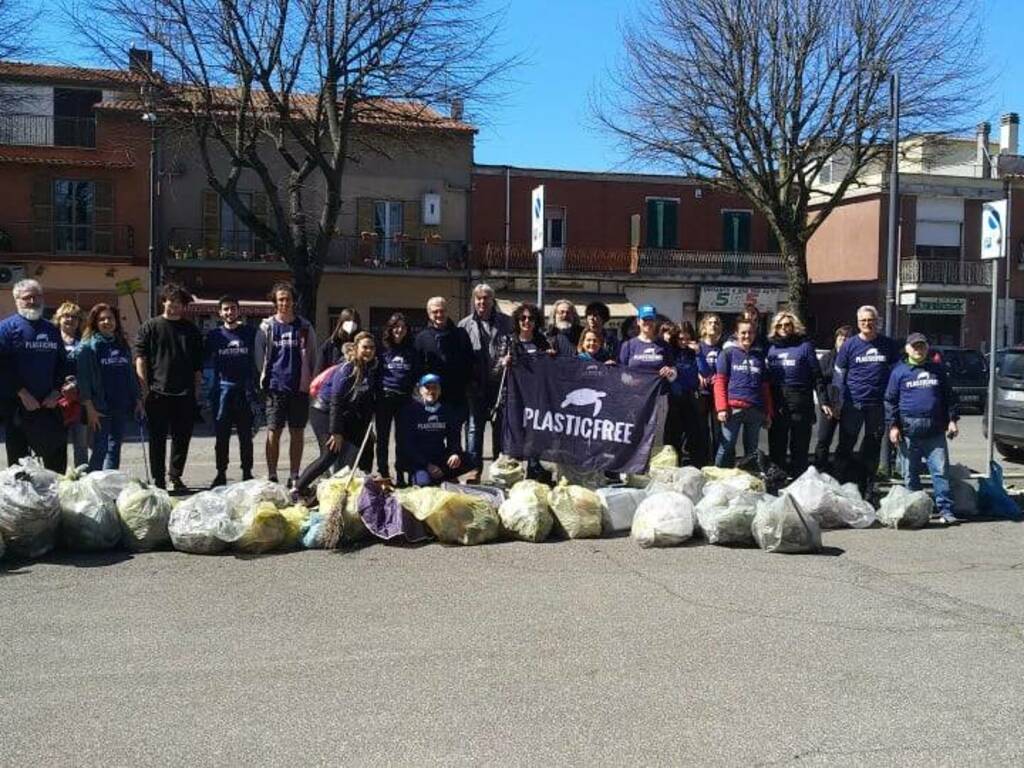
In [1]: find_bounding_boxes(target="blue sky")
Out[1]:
[23,0,1024,173]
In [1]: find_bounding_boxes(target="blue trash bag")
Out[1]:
[977,461,1024,521]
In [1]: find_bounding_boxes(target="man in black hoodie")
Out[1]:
[414,296,475,433]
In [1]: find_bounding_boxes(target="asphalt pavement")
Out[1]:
[2,415,1024,766]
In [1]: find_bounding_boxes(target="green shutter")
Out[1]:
[645,199,659,248]
[663,201,678,249]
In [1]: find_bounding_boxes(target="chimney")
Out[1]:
[449,98,464,121]
[1000,112,1019,155]
[128,47,153,75]
[977,121,991,178]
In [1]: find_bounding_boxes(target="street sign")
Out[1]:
[981,200,1007,260]
[907,296,966,315]
[698,286,783,312]
[899,291,917,306]
[531,185,545,253]
[115,277,142,296]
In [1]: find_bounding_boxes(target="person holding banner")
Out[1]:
[398,374,471,486]
[583,302,620,360]
[577,329,615,364]
[714,318,773,467]
[618,304,677,452]
[662,322,701,464]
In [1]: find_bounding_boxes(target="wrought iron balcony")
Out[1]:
[0,221,134,257]
[0,113,97,148]
[899,258,992,287]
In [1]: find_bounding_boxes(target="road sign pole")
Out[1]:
[536,250,544,312]
[530,184,546,315]
[987,259,999,470]
[981,199,1008,474]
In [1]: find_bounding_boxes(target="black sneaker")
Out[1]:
[211,473,227,488]
[268,475,279,485]
[169,478,190,495]
[242,470,254,481]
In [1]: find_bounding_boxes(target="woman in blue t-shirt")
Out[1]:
[55,302,89,468]
[76,303,142,470]
[695,313,724,466]
[375,313,419,484]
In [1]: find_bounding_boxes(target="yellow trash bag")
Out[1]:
[649,445,679,470]
[700,466,766,493]
[397,487,500,546]
[500,481,554,542]
[316,468,368,541]
[236,502,288,554]
[549,479,603,539]
[508,479,551,509]
[279,504,311,547]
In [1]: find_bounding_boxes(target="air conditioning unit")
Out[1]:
[423,193,441,226]
[0,265,26,286]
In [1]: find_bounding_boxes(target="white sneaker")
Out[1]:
[939,513,962,526]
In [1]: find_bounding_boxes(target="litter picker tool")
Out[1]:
[137,415,152,485]
[489,363,509,422]
[322,422,375,550]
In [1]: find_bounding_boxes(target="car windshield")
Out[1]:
[957,350,985,377]
[1000,352,1024,379]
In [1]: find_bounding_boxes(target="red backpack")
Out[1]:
[309,363,339,399]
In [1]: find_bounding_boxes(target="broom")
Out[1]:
[321,422,375,550]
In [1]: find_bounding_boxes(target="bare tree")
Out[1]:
[0,0,42,110]
[597,0,984,319]
[70,0,511,318]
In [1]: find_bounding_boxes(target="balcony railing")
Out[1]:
[166,229,467,270]
[0,221,134,257]
[0,113,97,148]
[477,242,785,276]
[900,259,992,287]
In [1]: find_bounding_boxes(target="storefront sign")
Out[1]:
[907,296,966,315]
[698,286,784,312]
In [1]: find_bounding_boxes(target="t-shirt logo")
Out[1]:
[905,370,938,389]
[854,346,887,364]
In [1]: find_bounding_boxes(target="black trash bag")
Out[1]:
[736,451,788,495]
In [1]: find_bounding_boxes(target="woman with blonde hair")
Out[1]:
[54,301,90,467]
[694,313,724,466]
[766,310,828,477]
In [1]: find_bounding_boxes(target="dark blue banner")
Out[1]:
[502,356,662,473]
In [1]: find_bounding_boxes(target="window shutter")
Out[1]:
[356,197,374,235]
[402,199,421,240]
[30,178,53,253]
[645,199,659,248]
[201,189,220,255]
[93,180,113,254]
[663,201,679,249]
[253,191,269,257]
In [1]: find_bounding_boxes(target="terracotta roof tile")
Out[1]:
[0,146,135,168]
[0,60,145,88]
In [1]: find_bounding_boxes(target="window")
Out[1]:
[374,201,405,261]
[220,192,254,256]
[722,210,752,252]
[914,245,961,261]
[53,180,94,252]
[545,208,565,248]
[53,88,100,147]
[645,199,679,249]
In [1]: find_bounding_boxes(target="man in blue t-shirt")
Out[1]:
[205,295,258,487]
[0,279,70,471]
[833,305,899,490]
[397,374,470,486]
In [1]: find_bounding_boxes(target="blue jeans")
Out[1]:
[901,432,952,515]
[89,410,129,471]
[465,389,499,468]
[716,407,765,467]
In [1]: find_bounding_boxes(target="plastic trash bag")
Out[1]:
[168,490,235,554]
[695,489,767,546]
[549,480,604,539]
[488,455,527,489]
[236,502,289,554]
[301,511,326,549]
[649,445,679,470]
[752,494,822,554]
[358,480,429,543]
[877,485,934,530]
[978,461,1024,521]
[398,487,500,545]
[631,491,695,547]
[441,482,507,507]
[279,505,311,547]
[782,466,876,529]
[596,487,647,533]
[58,469,122,551]
[648,466,705,504]
[222,479,290,517]
[498,482,554,542]
[316,468,368,542]
[116,481,173,552]
[736,451,789,495]
[556,463,607,489]
[86,470,132,506]
[949,463,977,516]
[0,458,61,559]
[700,466,766,493]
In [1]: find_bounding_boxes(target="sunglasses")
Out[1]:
[520,316,535,323]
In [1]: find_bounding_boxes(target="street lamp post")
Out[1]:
[141,108,158,318]
[884,72,900,335]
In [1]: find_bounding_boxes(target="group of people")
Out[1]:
[0,279,960,520]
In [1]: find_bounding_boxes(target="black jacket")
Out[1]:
[413,320,475,405]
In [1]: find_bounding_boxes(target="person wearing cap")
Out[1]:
[833,304,900,491]
[397,373,471,486]
[884,333,961,524]
[618,304,677,452]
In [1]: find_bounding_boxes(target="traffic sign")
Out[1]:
[981,200,1007,260]
[531,185,545,253]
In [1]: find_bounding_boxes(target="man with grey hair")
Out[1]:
[458,283,513,478]
[833,304,899,491]
[414,296,475,446]
[546,299,582,356]
[0,279,70,470]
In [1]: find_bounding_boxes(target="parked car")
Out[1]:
[931,346,988,413]
[985,346,1024,461]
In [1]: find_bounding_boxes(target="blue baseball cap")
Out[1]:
[637,304,657,320]
[418,373,442,387]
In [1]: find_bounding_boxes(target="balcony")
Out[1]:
[476,242,785,278]
[166,229,467,271]
[900,259,992,290]
[0,113,97,148]
[0,221,134,258]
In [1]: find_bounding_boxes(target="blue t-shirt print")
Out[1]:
[208,325,256,387]
[98,341,135,410]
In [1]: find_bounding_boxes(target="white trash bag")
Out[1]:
[877,485,934,530]
[498,486,553,543]
[488,455,526,489]
[596,487,647,533]
[221,479,290,517]
[58,469,123,551]
[631,491,695,548]
[168,490,236,554]
[696,489,767,546]
[752,494,823,554]
[782,466,876,529]
[117,481,173,551]
[0,458,61,559]
[648,466,705,504]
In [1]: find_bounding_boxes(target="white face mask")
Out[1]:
[18,306,43,321]
[342,320,356,335]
